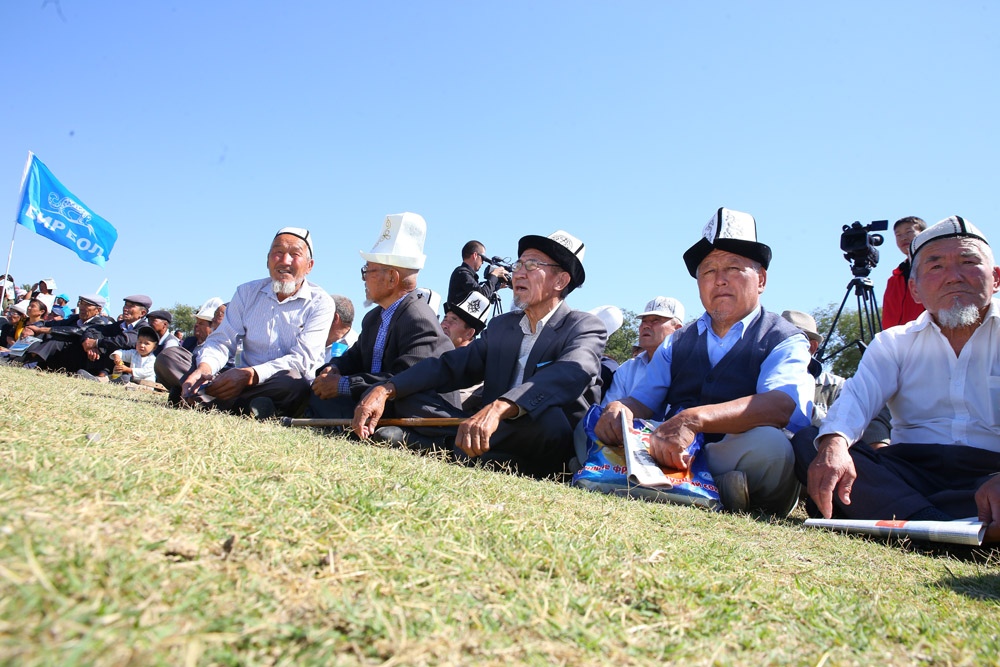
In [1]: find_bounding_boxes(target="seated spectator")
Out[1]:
[146,310,180,354]
[440,292,490,349]
[794,216,1000,543]
[602,296,685,410]
[173,228,333,419]
[350,229,606,479]
[309,213,455,421]
[21,294,114,372]
[183,299,222,352]
[81,295,152,373]
[882,216,928,328]
[1,301,28,349]
[78,325,159,385]
[595,208,813,515]
[51,293,71,319]
[324,294,359,362]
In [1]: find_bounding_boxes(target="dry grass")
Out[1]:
[1,365,998,665]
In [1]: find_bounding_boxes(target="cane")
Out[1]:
[280,417,465,428]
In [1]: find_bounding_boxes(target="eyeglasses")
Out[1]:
[512,259,561,272]
[360,266,390,280]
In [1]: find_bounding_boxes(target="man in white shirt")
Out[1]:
[175,228,335,418]
[796,216,1000,543]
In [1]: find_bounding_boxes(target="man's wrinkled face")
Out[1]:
[510,249,568,310]
[910,237,1000,326]
[696,249,765,326]
[268,234,313,293]
[148,317,169,337]
[362,263,395,303]
[194,318,213,344]
[78,299,101,320]
[122,301,146,324]
[441,311,475,347]
[637,314,681,355]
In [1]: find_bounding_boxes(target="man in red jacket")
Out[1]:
[881,216,926,328]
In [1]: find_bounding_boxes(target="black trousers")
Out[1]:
[792,426,1000,520]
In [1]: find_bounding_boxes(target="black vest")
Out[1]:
[666,307,801,441]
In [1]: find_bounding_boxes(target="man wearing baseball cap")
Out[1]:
[350,229,607,478]
[595,208,814,515]
[602,296,685,409]
[796,216,1000,543]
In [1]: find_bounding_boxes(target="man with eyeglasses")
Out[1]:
[349,230,607,479]
[308,213,457,422]
[168,227,334,419]
[594,208,813,516]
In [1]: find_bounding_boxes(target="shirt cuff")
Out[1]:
[337,376,350,396]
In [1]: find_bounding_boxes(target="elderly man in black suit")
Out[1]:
[308,212,456,420]
[351,230,607,478]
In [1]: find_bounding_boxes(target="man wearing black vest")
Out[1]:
[595,208,813,515]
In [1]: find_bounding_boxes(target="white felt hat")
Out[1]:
[196,296,224,321]
[445,291,491,333]
[910,216,989,262]
[587,305,624,337]
[35,293,55,314]
[414,287,442,315]
[359,213,427,270]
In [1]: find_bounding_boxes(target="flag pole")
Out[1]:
[3,152,33,304]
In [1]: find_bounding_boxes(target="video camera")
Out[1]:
[840,220,888,277]
[488,256,514,288]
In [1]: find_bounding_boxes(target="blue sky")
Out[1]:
[2,1,997,332]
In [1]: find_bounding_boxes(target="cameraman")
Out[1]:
[882,216,926,328]
[447,240,509,306]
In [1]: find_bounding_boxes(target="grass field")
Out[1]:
[1,364,998,666]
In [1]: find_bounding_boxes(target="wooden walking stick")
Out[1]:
[280,416,465,428]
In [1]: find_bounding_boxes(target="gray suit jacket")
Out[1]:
[391,301,607,426]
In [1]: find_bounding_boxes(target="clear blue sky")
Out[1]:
[2,1,998,331]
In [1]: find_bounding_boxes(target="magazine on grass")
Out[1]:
[804,517,986,546]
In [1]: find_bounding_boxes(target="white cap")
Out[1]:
[910,215,989,261]
[587,305,624,336]
[413,287,442,315]
[275,227,313,257]
[9,300,29,316]
[360,213,427,270]
[196,296,224,321]
[638,296,685,322]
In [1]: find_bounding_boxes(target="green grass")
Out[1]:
[1,365,998,665]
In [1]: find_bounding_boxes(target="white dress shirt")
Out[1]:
[819,300,1000,453]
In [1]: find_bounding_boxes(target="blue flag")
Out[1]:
[16,153,118,266]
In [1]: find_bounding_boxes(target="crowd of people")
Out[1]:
[2,209,997,544]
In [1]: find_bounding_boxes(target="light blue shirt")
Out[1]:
[631,306,813,433]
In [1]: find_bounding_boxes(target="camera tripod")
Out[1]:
[817,274,882,364]
[489,291,504,317]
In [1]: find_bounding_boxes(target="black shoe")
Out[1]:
[716,471,749,513]
[372,426,445,452]
[248,397,276,421]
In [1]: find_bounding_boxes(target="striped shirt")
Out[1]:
[198,278,334,382]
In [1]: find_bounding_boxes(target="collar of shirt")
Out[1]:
[381,292,409,326]
[256,279,314,304]
[696,305,762,367]
[517,301,561,336]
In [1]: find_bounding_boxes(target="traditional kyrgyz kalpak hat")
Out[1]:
[9,300,29,316]
[517,230,587,291]
[35,293,55,314]
[587,305,624,337]
[781,309,822,343]
[275,227,314,257]
[414,287,442,315]
[909,216,989,262]
[195,297,224,321]
[79,293,106,308]
[444,291,491,334]
[682,207,772,278]
[638,296,685,322]
[123,294,153,309]
[360,213,427,270]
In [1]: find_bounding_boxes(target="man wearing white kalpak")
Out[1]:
[595,208,814,515]
[176,228,334,419]
[794,217,1000,544]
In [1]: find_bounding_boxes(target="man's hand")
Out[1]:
[22,325,48,337]
[205,367,255,402]
[180,364,215,406]
[975,474,1000,544]
[352,384,392,439]
[80,337,101,361]
[648,414,698,471]
[807,434,857,519]
[311,366,342,400]
[594,401,631,446]
[455,399,517,458]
